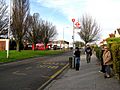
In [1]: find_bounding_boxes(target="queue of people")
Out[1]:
[74,44,92,71]
[74,44,113,79]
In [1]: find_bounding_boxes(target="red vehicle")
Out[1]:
[34,43,51,50]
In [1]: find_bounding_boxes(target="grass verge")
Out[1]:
[0,50,65,63]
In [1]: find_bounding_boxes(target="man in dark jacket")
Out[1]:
[85,45,92,63]
[74,47,81,70]
[99,45,105,73]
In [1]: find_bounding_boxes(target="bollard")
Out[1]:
[69,57,73,68]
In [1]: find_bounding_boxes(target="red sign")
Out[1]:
[72,18,75,22]
[75,22,80,27]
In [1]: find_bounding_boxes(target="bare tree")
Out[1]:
[78,15,100,45]
[11,0,30,51]
[25,13,57,50]
[117,28,120,35]
[24,13,42,50]
[0,0,8,38]
[74,41,85,48]
[40,21,57,49]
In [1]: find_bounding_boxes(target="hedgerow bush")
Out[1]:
[94,46,102,61]
[111,44,120,79]
[107,37,120,80]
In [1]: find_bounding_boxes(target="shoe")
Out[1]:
[99,71,102,73]
[104,75,107,78]
[104,75,110,78]
[99,70,104,73]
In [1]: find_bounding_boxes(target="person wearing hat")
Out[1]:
[103,46,112,78]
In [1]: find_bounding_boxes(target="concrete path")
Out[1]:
[44,54,120,90]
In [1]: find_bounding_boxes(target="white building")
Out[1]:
[52,40,69,49]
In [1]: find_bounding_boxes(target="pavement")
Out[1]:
[44,54,120,90]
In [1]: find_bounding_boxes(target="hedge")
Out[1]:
[107,37,120,80]
[94,45,102,61]
[111,43,120,79]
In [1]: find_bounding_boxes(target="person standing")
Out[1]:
[85,45,92,63]
[74,47,81,71]
[103,46,112,78]
[99,45,105,73]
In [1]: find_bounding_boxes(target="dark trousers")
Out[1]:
[101,65,105,73]
[105,65,111,75]
[75,57,80,70]
[100,59,105,73]
[86,54,91,63]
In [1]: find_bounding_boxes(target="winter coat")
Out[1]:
[103,50,112,65]
[74,50,80,57]
[85,47,92,56]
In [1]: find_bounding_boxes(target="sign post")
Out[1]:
[72,18,75,68]
[71,18,81,68]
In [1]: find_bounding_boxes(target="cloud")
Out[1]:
[36,0,87,20]
[86,0,120,25]
[7,0,120,41]
[38,0,120,40]
[36,0,120,25]
[85,0,120,39]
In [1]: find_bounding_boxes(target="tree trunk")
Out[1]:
[16,41,20,51]
[32,43,36,50]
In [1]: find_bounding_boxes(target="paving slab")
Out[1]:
[44,55,120,90]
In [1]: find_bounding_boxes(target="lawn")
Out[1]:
[0,50,65,63]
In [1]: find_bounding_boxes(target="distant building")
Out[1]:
[52,40,69,49]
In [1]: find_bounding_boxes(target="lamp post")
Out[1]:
[63,27,69,49]
[7,0,12,58]
[63,28,64,49]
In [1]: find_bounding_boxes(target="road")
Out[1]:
[0,51,72,90]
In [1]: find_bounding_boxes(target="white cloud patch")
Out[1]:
[6,0,120,42]
[36,0,120,40]
[36,0,87,20]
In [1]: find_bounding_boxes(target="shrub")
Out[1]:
[106,37,120,79]
[94,46,101,60]
[107,37,120,44]
[111,43,120,79]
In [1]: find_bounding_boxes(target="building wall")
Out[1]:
[0,39,9,51]
[0,41,6,50]
[52,40,69,49]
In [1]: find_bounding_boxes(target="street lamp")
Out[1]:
[63,27,69,49]
[7,0,12,58]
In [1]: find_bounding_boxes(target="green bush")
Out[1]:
[107,37,120,44]
[106,37,120,79]
[94,46,102,60]
[111,43,120,79]
[106,37,120,50]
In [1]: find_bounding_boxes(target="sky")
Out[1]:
[6,0,120,44]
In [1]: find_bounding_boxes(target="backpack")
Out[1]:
[86,49,91,53]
